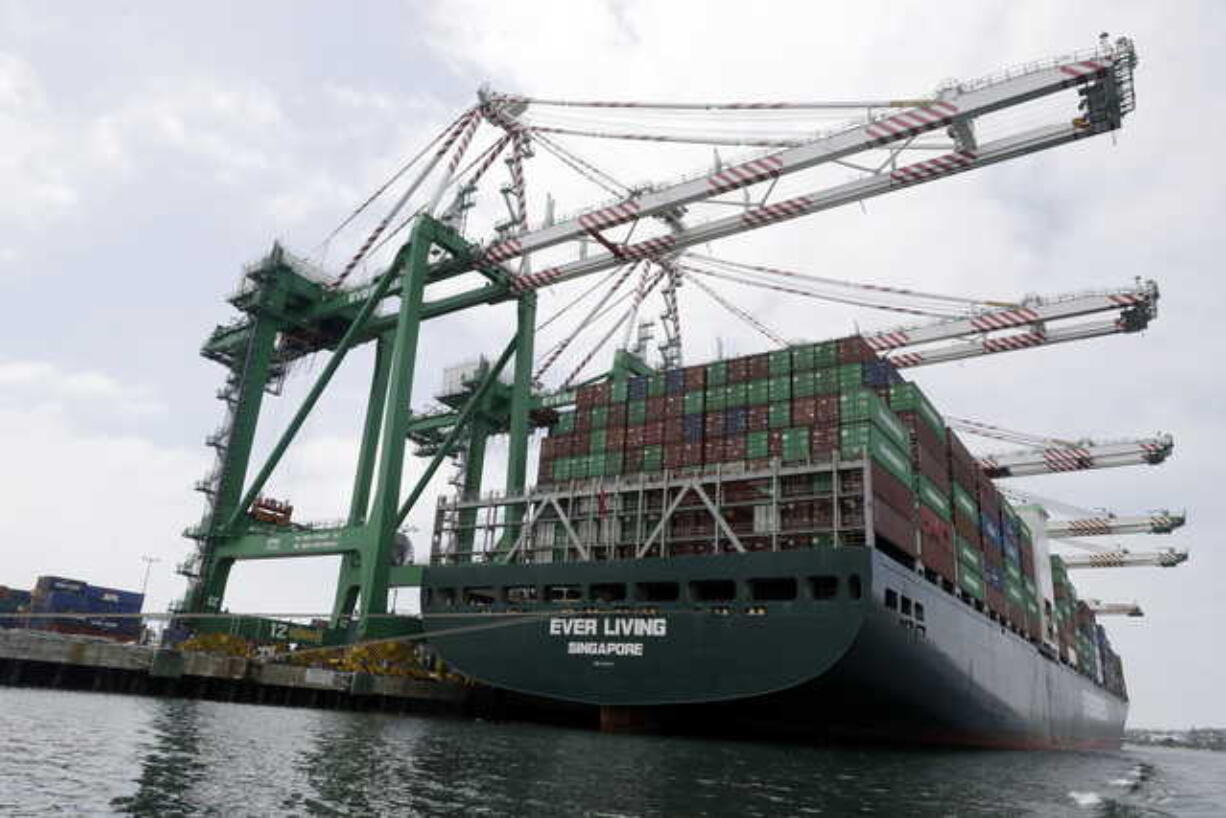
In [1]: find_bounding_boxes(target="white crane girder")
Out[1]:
[1047,512,1186,538]
[1063,549,1189,569]
[883,316,1138,368]
[1084,600,1145,616]
[867,281,1157,355]
[488,47,1129,289]
[979,434,1174,478]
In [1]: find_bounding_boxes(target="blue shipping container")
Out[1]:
[724,407,748,435]
[628,376,649,400]
[665,368,685,395]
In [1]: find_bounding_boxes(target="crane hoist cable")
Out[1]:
[319,108,472,251]
[946,416,1081,449]
[685,271,788,347]
[332,108,480,288]
[690,253,1001,311]
[484,93,934,111]
[537,266,626,331]
[533,261,641,381]
[679,264,955,318]
[561,264,667,389]
[532,132,631,196]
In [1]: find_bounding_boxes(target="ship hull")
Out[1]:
[422,548,1126,749]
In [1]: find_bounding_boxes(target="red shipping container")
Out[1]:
[914,442,950,492]
[792,396,818,425]
[643,421,664,446]
[873,500,917,556]
[646,395,666,417]
[728,357,751,384]
[664,443,685,468]
[576,410,592,432]
[769,429,783,456]
[683,441,704,466]
[705,412,726,438]
[725,434,747,460]
[571,431,591,454]
[606,403,627,427]
[837,335,877,364]
[986,586,1007,618]
[540,437,557,459]
[623,448,644,474]
[1020,545,1035,579]
[626,426,645,449]
[684,365,706,391]
[814,394,840,424]
[576,382,602,408]
[664,416,684,441]
[665,394,684,417]
[897,411,945,462]
[918,505,952,551]
[747,405,770,431]
[923,542,957,582]
[704,438,725,464]
[747,353,771,379]
[872,463,914,519]
[606,426,626,451]
[812,424,840,455]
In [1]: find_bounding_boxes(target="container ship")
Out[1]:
[0,577,145,642]
[421,338,1130,748]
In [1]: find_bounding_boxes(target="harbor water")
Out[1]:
[2,687,1224,817]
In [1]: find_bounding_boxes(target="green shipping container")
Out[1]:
[551,459,570,481]
[724,382,748,407]
[1006,561,1022,583]
[791,344,816,372]
[769,375,792,402]
[769,349,792,376]
[747,379,771,406]
[813,341,839,368]
[959,566,985,600]
[953,484,978,523]
[956,535,982,570]
[747,430,770,459]
[1006,580,1025,605]
[589,428,607,453]
[684,391,705,414]
[611,380,628,403]
[555,412,576,434]
[706,360,728,387]
[836,363,863,390]
[840,424,912,485]
[781,427,810,462]
[627,400,647,425]
[769,402,791,429]
[648,373,666,397]
[839,389,909,451]
[642,445,663,472]
[887,382,947,442]
[814,368,839,394]
[792,370,817,398]
[603,451,624,477]
[570,455,589,479]
[705,387,726,411]
[589,453,606,477]
[1023,576,1037,597]
[590,405,608,429]
[915,474,951,521]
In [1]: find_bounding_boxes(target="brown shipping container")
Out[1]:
[747,353,771,379]
[792,396,818,426]
[571,431,591,454]
[953,512,979,544]
[664,443,685,469]
[643,421,664,446]
[873,501,917,556]
[924,542,957,583]
[728,357,751,384]
[725,434,747,461]
[665,394,685,417]
[606,426,626,451]
[626,426,645,449]
[812,425,839,455]
[769,429,784,456]
[606,403,626,427]
[914,442,950,491]
[624,448,644,474]
[576,382,602,408]
[986,586,1007,618]
[665,416,684,441]
[747,405,770,431]
[837,335,877,364]
[576,410,592,432]
[683,442,704,466]
[705,412,726,438]
[897,410,945,458]
[704,438,725,464]
[872,463,914,519]
[646,395,666,418]
[684,365,706,391]
[918,505,952,552]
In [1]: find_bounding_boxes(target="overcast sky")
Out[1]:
[1,1,1223,728]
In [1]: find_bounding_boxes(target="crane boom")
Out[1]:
[1085,601,1144,617]
[1061,549,1188,569]
[867,281,1157,368]
[979,434,1174,478]
[481,40,1136,291]
[1047,512,1186,538]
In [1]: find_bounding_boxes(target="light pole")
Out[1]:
[139,555,160,597]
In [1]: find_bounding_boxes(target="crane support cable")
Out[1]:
[533,261,641,381]
[487,93,931,111]
[533,132,630,196]
[526,124,813,149]
[562,265,668,388]
[333,108,479,288]
[947,416,1080,449]
[679,264,954,318]
[321,108,472,248]
[691,253,1002,309]
[537,266,625,331]
[685,271,788,346]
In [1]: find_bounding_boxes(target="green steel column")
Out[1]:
[331,331,393,623]
[456,416,489,560]
[503,292,537,545]
[191,311,280,614]
[359,219,434,625]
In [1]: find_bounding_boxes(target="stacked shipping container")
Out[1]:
[536,336,1080,664]
[0,586,31,630]
[28,576,144,642]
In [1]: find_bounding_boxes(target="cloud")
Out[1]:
[0,359,165,417]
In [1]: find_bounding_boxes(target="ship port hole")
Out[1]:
[885,588,899,610]
[690,579,737,602]
[635,582,680,602]
[748,578,797,601]
[590,583,627,602]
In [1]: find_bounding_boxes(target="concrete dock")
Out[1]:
[0,629,472,714]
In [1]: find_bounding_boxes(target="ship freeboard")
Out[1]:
[420,342,1130,749]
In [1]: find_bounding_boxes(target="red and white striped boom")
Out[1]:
[1047,511,1186,538]
[978,434,1174,478]
[868,281,1158,368]
[1063,550,1188,569]
[477,39,1137,292]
